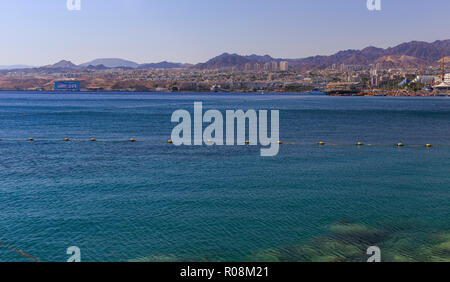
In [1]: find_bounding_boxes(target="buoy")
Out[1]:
[397,143,404,147]
[90,138,96,142]
[129,138,136,142]
[357,142,364,146]
[426,144,432,148]
[64,138,70,142]
[28,138,34,141]
[319,142,325,145]
[168,140,173,144]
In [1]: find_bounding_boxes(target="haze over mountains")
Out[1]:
[80,58,139,68]
[2,39,449,71]
[0,65,35,70]
[38,58,190,70]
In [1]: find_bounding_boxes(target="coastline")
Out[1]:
[0,89,448,97]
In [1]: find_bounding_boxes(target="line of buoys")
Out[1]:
[0,139,444,148]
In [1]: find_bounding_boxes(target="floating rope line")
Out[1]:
[0,139,142,143]
[279,142,450,148]
[0,241,40,262]
[0,139,448,148]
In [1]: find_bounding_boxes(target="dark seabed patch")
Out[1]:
[247,221,450,262]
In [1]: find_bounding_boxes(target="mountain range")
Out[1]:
[2,39,448,71]
[31,58,189,71]
[195,40,450,71]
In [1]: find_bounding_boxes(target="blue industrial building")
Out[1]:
[54,81,81,91]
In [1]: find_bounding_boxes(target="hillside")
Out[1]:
[193,40,450,70]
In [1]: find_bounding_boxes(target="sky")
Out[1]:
[0,0,449,66]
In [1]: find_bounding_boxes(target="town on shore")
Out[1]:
[1,40,449,96]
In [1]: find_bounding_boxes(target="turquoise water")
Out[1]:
[0,92,449,262]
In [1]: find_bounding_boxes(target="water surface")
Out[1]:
[0,92,449,262]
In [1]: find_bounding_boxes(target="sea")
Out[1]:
[0,91,449,262]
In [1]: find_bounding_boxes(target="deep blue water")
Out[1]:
[0,92,449,262]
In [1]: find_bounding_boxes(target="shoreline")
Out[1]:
[0,89,448,97]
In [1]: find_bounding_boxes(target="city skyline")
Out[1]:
[1,0,450,66]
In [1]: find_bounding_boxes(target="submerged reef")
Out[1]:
[248,222,450,262]
[128,222,450,262]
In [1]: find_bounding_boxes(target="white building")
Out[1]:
[435,82,450,90]
[280,61,289,71]
[434,74,450,90]
[434,73,450,83]
[413,75,435,84]
[271,61,279,71]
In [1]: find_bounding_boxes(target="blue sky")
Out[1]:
[0,0,449,66]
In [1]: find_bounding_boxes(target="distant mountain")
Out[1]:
[85,64,109,70]
[386,40,448,61]
[290,39,450,70]
[193,40,450,70]
[195,53,254,70]
[0,65,35,70]
[374,55,429,69]
[43,60,78,69]
[243,54,278,63]
[138,61,186,69]
[80,58,139,68]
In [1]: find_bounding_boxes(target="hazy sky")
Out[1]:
[0,0,449,66]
